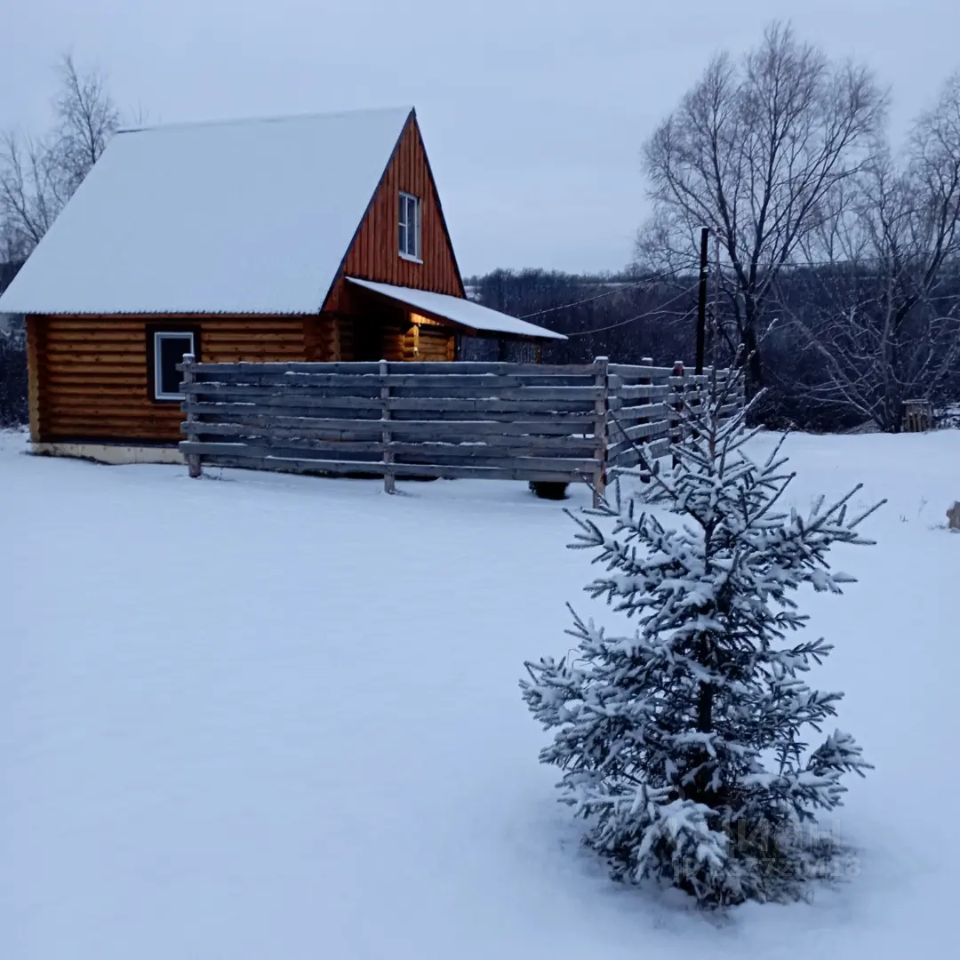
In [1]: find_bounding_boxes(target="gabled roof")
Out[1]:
[348,278,566,340]
[0,107,414,315]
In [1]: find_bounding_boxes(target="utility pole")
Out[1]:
[695,226,709,375]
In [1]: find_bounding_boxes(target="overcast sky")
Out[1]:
[2,0,958,275]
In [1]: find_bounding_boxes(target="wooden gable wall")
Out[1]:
[322,114,464,314]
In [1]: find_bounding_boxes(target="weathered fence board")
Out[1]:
[179,357,742,502]
[181,422,600,457]
[608,402,670,423]
[181,414,597,438]
[184,378,542,396]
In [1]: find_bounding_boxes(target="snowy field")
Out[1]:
[0,427,956,958]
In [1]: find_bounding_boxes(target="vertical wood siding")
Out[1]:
[323,115,464,314]
[30,315,308,443]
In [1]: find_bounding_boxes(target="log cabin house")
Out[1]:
[0,107,564,463]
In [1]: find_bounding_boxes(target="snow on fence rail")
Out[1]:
[177,357,742,503]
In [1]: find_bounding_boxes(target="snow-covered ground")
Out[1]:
[0,428,956,958]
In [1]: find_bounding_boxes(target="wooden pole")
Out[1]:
[181,353,202,478]
[695,226,709,375]
[593,356,609,508]
[709,230,721,370]
[380,359,395,494]
[671,359,685,468]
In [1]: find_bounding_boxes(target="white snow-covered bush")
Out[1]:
[521,374,882,906]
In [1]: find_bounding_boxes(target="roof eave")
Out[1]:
[347,280,566,341]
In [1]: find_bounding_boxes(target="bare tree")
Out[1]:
[786,75,960,431]
[0,133,61,256]
[52,54,121,195]
[639,23,885,394]
[0,53,119,258]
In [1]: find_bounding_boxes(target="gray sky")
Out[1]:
[2,0,958,275]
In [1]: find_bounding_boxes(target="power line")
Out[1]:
[506,250,957,339]
[520,285,634,318]
[564,279,703,338]
[517,253,936,329]
[518,262,700,320]
[717,252,960,271]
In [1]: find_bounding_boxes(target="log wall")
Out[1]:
[310,314,456,363]
[28,315,309,443]
[28,313,462,443]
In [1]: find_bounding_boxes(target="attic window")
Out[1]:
[152,330,196,401]
[398,192,421,261]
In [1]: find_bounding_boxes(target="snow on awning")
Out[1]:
[346,278,567,341]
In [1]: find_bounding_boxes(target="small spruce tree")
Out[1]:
[521,373,882,906]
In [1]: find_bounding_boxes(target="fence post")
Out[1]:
[380,359,395,494]
[593,356,609,508]
[671,360,685,468]
[180,353,202,479]
[636,357,653,483]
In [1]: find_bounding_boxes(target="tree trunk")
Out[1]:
[696,681,714,733]
[740,318,765,410]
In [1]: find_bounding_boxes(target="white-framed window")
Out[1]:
[152,330,196,401]
[398,191,421,261]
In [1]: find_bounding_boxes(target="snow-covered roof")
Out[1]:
[347,278,567,340]
[0,107,413,315]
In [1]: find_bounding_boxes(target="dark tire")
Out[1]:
[529,480,569,500]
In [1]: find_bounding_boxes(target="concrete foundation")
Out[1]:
[30,442,184,466]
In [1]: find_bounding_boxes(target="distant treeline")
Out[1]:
[468,266,960,431]
[0,260,26,426]
[466,268,698,366]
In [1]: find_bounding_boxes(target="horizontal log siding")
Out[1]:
[329,315,456,363]
[304,315,340,362]
[25,316,46,442]
[380,320,456,362]
[338,316,357,362]
[31,315,309,443]
[418,326,456,361]
[323,115,464,314]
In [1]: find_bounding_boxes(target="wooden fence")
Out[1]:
[606,360,744,473]
[178,357,743,503]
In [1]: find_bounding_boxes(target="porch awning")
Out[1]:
[346,277,567,340]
